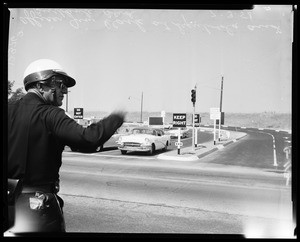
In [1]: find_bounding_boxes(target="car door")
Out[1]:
[161,130,170,145]
[156,129,167,149]
[151,130,159,149]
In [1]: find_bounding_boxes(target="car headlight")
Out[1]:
[144,138,151,145]
[117,136,123,144]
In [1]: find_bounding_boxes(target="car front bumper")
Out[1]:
[118,145,152,152]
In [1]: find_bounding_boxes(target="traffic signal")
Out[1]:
[191,89,196,103]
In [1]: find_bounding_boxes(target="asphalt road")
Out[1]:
[59,127,294,237]
[200,126,291,170]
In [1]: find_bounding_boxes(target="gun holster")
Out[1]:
[7,179,22,230]
[8,179,22,204]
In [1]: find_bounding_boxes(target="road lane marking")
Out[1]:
[247,130,278,167]
[64,151,156,160]
[60,168,289,191]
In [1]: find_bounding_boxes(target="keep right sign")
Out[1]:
[173,113,186,127]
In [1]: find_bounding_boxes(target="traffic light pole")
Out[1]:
[191,85,196,152]
[192,102,195,152]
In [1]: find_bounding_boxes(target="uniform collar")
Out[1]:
[27,89,48,103]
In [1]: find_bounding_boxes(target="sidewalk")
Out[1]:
[157,129,248,161]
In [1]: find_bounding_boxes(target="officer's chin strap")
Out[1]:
[51,88,60,107]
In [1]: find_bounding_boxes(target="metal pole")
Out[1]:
[192,103,195,151]
[218,115,221,141]
[177,128,181,155]
[195,125,198,147]
[66,91,68,112]
[220,76,223,112]
[218,76,223,141]
[192,85,196,152]
[140,91,143,123]
[214,118,216,145]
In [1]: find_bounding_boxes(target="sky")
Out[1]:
[7,5,293,114]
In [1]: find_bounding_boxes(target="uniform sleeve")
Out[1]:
[46,108,124,150]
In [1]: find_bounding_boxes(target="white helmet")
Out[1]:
[23,59,76,91]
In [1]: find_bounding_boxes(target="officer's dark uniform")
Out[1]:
[7,92,124,233]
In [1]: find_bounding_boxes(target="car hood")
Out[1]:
[120,134,153,143]
[167,130,181,134]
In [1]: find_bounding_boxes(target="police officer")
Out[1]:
[7,59,126,234]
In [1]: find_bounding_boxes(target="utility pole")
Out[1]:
[140,91,143,123]
[66,90,70,113]
[129,92,143,123]
[220,76,223,112]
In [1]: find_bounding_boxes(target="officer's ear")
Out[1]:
[36,82,48,94]
[36,83,43,93]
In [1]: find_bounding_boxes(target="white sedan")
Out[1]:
[165,127,189,139]
[117,127,171,155]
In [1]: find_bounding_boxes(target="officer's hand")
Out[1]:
[111,110,127,121]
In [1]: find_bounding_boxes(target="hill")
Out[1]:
[69,110,292,131]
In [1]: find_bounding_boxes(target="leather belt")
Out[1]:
[22,182,59,194]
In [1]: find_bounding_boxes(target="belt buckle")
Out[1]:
[29,192,49,210]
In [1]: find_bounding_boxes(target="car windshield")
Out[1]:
[132,129,155,135]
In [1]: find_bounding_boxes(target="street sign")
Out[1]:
[74,108,83,119]
[194,114,200,127]
[175,142,183,146]
[149,117,163,125]
[173,113,186,127]
[210,107,220,120]
[216,112,225,125]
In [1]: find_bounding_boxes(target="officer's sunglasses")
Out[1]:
[40,76,68,93]
[54,80,68,92]
[50,76,68,92]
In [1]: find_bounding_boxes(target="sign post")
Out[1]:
[177,128,181,155]
[213,119,217,145]
[161,110,165,124]
[210,108,220,145]
[173,113,186,155]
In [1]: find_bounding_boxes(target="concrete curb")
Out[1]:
[157,131,247,161]
[196,147,219,159]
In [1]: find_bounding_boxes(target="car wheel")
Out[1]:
[121,150,127,155]
[149,144,155,155]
